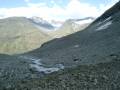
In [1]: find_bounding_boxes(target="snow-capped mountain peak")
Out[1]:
[31,16,50,25]
[29,16,55,30]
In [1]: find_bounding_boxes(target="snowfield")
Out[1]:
[75,19,93,25]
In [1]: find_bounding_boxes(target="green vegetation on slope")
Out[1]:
[0,17,52,54]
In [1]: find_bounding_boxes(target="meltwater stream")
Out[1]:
[19,55,64,74]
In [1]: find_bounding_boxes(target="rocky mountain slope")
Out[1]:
[27,2,120,67]
[21,0,120,86]
[0,1,120,90]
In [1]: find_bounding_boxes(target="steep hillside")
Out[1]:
[0,17,52,54]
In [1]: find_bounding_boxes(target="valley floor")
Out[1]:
[0,52,120,90]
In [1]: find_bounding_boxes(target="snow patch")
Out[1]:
[75,19,93,25]
[97,16,112,26]
[103,17,112,23]
[30,64,60,74]
[19,55,64,74]
[31,17,49,25]
[96,21,112,31]
[51,23,62,28]
[74,45,79,48]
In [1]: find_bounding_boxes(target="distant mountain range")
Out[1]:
[29,16,94,32]
[48,17,94,38]
[0,16,94,54]
[0,17,52,54]
[29,16,55,30]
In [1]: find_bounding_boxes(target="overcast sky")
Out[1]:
[0,0,119,21]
